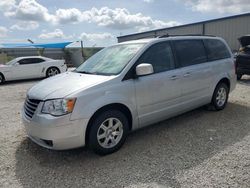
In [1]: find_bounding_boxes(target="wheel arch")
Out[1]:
[216,77,230,91]
[85,103,133,146]
[211,77,231,102]
[210,77,230,110]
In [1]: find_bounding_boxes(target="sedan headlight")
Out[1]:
[41,98,76,116]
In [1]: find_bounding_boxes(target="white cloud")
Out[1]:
[80,32,114,41]
[79,32,117,46]
[38,29,73,39]
[0,0,16,11]
[143,0,154,3]
[5,0,179,31]
[0,26,8,38]
[184,0,250,14]
[10,21,39,31]
[84,7,180,30]
[53,8,85,24]
[53,7,180,30]
[6,0,53,21]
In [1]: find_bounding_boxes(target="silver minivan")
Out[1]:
[22,36,236,155]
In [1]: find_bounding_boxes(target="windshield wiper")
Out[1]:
[76,71,96,75]
[75,70,112,76]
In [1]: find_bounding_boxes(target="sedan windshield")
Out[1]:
[75,43,145,75]
[6,59,17,65]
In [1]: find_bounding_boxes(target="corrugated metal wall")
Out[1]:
[167,24,203,35]
[117,14,250,51]
[204,16,250,50]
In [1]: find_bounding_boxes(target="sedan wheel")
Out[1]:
[88,110,129,155]
[47,67,59,77]
[0,74,4,84]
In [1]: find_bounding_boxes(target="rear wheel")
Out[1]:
[211,82,229,111]
[237,74,242,80]
[0,74,5,84]
[46,67,60,77]
[88,110,129,155]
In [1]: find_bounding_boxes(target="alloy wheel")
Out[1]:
[48,68,59,77]
[216,87,227,107]
[97,118,123,149]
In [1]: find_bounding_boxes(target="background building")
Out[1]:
[117,13,250,52]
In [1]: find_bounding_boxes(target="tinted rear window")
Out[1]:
[19,58,44,65]
[173,40,207,67]
[204,39,231,61]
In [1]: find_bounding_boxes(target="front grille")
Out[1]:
[24,98,41,119]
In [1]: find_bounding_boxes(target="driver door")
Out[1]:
[11,58,44,79]
[134,41,182,127]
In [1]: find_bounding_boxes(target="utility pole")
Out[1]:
[80,40,84,59]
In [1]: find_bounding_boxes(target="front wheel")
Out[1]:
[46,67,60,77]
[211,83,229,111]
[0,74,5,84]
[88,110,129,155]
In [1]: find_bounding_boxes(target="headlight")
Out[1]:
[41,98,76,116]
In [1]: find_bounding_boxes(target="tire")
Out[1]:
[0,73,5,84]
[211,82,229,111]
[88,110,129,155]
[46,67,60,77]
[237,74,242,80]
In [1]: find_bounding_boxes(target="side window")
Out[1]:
[18,58,44,65]
[18,59,30,65]
[138,42,175,73]
[33,58,45,63]
[173,40,207,67]
[204,39,231,61]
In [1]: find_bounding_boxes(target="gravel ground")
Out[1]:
[0,77,250,188]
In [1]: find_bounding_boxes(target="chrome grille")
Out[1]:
[24,98,41,119]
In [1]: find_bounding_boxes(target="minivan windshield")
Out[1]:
[75,43,145,75]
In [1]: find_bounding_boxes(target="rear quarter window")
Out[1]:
[204,39,231,61]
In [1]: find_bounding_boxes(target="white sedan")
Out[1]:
[0,56,67,84]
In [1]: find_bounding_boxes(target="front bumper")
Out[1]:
[22,106,89,150]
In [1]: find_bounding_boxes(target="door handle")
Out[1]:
[170,75,178,80]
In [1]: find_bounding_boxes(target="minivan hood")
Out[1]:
[239,35,250,47]
[28,72,113,100]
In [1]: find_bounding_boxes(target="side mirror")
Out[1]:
[136,63,154,76]
[14,62,20,66]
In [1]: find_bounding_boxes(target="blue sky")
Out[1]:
[0,0,249,47]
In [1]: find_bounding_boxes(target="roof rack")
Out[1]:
[158,34,216,38]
